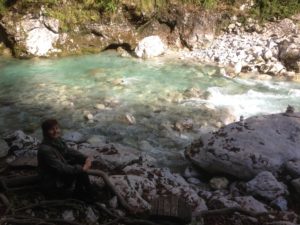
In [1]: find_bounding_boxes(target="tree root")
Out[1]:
[196,206,271,219]
[0,215,84,225]
[87,169,135,214]
[15,199,85,212]
[0,192,13,215]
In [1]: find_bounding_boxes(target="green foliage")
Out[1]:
[252,0,300,21]
[0,0,6,14]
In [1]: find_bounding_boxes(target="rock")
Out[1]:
[291,178,300,194]
[62,210,75,221]
[0,139,9,158]
[4,130,39,157]
[279,41,300,72]
[95,104,106,110]
[86,207,98,223]
[271,196,288,211]
[62,131,86,143]
[111,165,207,214]
[84,111,94,121]
[209,177,229,190]
[135,36,165,58]
[185,112,300,179]
[233,196,268,213]
[183,166,202,179]
[246,171,287,201]
[187,177,202,185]
[109,196,118,209]
[208,196,239,209]
[285,160,300,178]
[86,135,106,147]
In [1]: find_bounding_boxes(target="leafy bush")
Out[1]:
[252,0,300,20]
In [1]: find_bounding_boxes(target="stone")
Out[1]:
[208,196,239,209]
[0,139,9,158]
[209,177,229,190]
[62,210,75,221]
[183,166,202,179]
[135,36,165,58]
[87,135,106,147]
[187,177,202,185]
[185,112,300,179]
[109,196,118,209]
[86,207,98,223]
[62,131,86,143]
[233,196,268,214]
[285,160,300,178]
[291,178,300,194]
[270,196,288,211]
[246,171,287,201]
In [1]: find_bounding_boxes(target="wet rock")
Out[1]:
[0,139,9,158]
[63,131,86,143]
[185,112,300,179]
[135,36,165,58]
[87,135,106,147]
[271,196,288,211]
[285,160,300,178]
[209,177,229,190]
[246,171,287,201]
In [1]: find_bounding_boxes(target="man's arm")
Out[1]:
[39,146,84,175]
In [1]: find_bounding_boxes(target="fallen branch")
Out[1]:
[196,206,270,219]
[87,169,135,213]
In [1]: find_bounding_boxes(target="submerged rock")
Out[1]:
[185,112,300,179]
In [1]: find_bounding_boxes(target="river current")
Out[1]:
[1,51,300,168]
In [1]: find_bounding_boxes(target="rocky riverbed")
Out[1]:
[1,109,300,225]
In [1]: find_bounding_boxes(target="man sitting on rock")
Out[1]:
[38,119,96,202]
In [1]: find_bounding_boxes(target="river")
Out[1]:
[1,51,300,169]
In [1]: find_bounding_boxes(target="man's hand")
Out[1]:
[83,157,93,171]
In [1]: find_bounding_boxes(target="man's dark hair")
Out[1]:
[42,119,58,138]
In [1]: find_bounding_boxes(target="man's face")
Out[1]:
[47,124,61,139]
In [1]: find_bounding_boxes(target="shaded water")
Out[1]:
[1,51,300,168]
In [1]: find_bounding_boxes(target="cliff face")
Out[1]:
[0,1,220,58]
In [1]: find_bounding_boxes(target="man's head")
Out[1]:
[41,119,61,139]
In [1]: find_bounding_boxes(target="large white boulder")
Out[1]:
[19,15,59,56]
[185,112,300,179]
[135,36,165,58]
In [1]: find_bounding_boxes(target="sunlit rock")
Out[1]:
[135,36,165,58]
[233,196,268,213]
[186,112,300,179]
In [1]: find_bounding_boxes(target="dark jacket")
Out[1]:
[37,137,87,189]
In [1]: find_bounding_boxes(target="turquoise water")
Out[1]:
[1,51,300,168]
